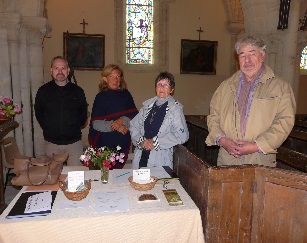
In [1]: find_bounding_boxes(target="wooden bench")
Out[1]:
[185,115,307,173]
[173,144,307,242]
[277,147,307,172]
[277,129,307,170]
[294,120,307,132]
[185,115,218,166]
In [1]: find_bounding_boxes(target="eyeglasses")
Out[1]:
[108,74,122,79]
[156,82,171,88]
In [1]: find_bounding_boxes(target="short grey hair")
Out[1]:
[50,56,69,67]
[235,36,266,54]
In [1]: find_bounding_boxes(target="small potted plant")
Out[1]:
[0,96,22,120]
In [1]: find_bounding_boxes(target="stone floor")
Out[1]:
[5,184,20,205]
[3,172,21,205]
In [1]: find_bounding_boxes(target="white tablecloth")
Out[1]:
[0,169,204,243]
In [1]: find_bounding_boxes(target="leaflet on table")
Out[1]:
[133,168,150,181]
[67,171,85,192]
[163,189,184,206]
[95,190,129,213]
[6,191,57,219]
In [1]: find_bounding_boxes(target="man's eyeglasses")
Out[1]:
[156,82,171,88]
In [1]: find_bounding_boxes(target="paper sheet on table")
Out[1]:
[24,191,52,213]
[112,169,132,184]
[95,190,129,213]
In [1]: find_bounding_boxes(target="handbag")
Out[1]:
[11,153,68,186]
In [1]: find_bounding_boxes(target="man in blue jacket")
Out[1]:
[35,56,88,166]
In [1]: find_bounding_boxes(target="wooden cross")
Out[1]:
[80,19,88,34]
[197,27,203,40]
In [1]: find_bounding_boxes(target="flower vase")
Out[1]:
[101,166,109,184]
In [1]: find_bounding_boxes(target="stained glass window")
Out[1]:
[300,46,307,69]
[126,0,154,64]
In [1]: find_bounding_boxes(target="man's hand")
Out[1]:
[235,141,259,155]
[219,137,241,158]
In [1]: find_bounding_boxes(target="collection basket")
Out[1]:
[128,176,158,191]
[58,179,91,201]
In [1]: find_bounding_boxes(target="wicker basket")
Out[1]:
[128,176,158,191]
[58,180,91,201]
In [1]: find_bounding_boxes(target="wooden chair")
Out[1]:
[1,137,29,191]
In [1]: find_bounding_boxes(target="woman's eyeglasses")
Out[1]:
[108,74,122,79]
[156,82,171,88]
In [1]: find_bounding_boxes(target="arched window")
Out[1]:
[126,0,153,64]
[115,0,172,71]
[300,46,307,70]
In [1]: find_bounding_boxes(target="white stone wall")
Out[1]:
[225,0,306,100]
[0,0,50,157]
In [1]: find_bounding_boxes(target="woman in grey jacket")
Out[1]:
[129,72,189,169]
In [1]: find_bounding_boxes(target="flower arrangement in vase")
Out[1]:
[0,96,22,120]
[80,145,125,184]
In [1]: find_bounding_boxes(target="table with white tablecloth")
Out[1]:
[0,169,204,243]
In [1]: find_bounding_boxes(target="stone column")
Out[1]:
[226,21,244,74]
[0,13,50,157]
[0,27,10,97]
[222,0,244,74]
[264,34,283,76]
[19,27,32,156]
[281,0,302,98]
[6,19,24,151]
[0,13,20,97]
[23,16,51,156]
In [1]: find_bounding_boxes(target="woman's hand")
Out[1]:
[110,118,124,131]
[117,125,129,135]
[142,139,154,150]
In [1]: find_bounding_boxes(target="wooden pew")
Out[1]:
[293,120,307,132]
[173,144,307,242]
[277,128,307,172]
[293,114,307,132]
[185,115,307,173]
[277,147,307,172]
[185,115,218,166]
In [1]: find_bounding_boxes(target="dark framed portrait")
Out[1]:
[63,32,105,71]
[180,39,218,75]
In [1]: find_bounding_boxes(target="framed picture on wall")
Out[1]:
[63,32,105,71]
[180,39,218,75]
